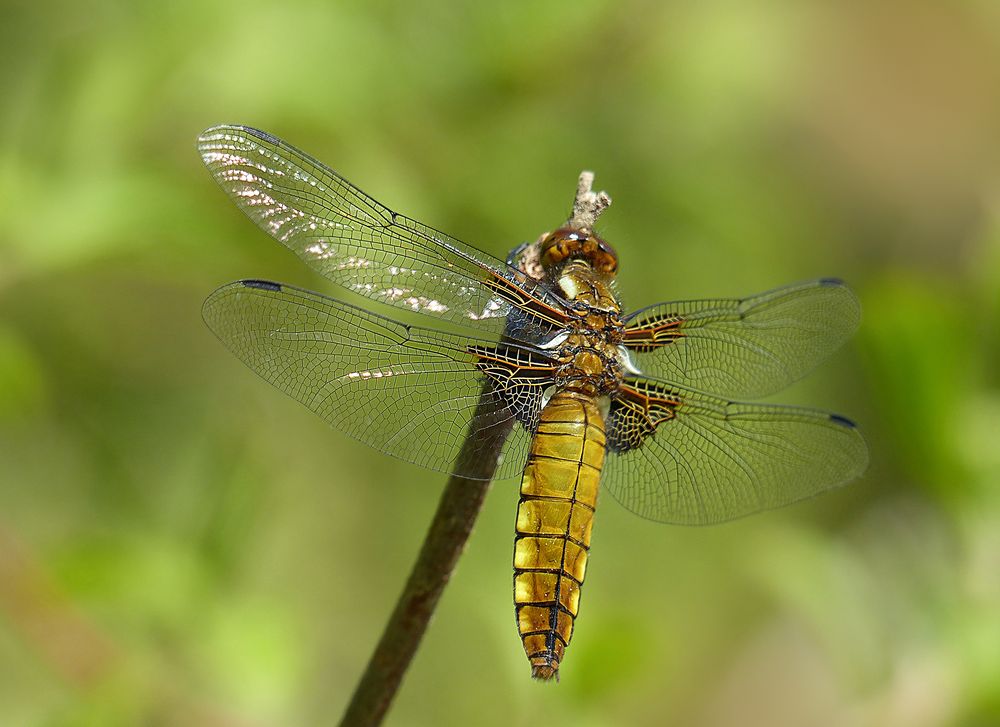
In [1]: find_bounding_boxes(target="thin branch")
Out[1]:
[515,171,612,280]
[338,170,607,725]
[337,391,513,727]
[565,170,611,232]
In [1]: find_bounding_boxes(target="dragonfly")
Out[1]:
[198,125,869,681]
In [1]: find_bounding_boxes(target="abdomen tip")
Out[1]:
[531,664,559,681]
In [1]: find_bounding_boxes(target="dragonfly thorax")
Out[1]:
[543,255,625,395]
[552,331,624,396]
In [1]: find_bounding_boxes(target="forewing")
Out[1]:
[603,377,868,524]
[198,126,568,343]
[622,280,860,399]
[203,280,559,480]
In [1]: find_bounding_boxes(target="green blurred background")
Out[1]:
[2,1,999,725]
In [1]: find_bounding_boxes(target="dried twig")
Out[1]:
[515,171,612,280]
[565,171,611,232]
[338,171,609,725]
[337,394,513,727]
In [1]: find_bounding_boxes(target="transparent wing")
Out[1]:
[603,376,868,524]
[198,126,569,344]
[203,280,561,480]
[622,279,861,400]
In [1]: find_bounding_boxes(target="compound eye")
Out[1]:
[596,238,619,270]
[539,228,618,274]
[540,229,584,268]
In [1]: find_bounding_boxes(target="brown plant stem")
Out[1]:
[337,392,514,727]
[566,171,611,232]
[337,171,611,726]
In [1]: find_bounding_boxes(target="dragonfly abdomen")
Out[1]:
[513,389,606,680]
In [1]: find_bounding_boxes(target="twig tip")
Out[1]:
[566,170,612,232]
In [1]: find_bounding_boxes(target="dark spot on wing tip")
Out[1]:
[829,413,857,429]
[241,279,282,292]
[819,277,845,287]
[241,126,281,146]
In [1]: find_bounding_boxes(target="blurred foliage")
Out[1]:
[1,0,999,725]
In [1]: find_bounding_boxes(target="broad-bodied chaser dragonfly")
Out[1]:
[199,126,868,681]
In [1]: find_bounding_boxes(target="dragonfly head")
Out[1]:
[539,228,618,276]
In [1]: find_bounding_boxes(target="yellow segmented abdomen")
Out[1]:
[513,389,605,680]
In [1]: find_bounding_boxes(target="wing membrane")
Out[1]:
[603,377,868,524]
[622,280,860,399]
[198,126,567,343]
[203,280,558,479]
